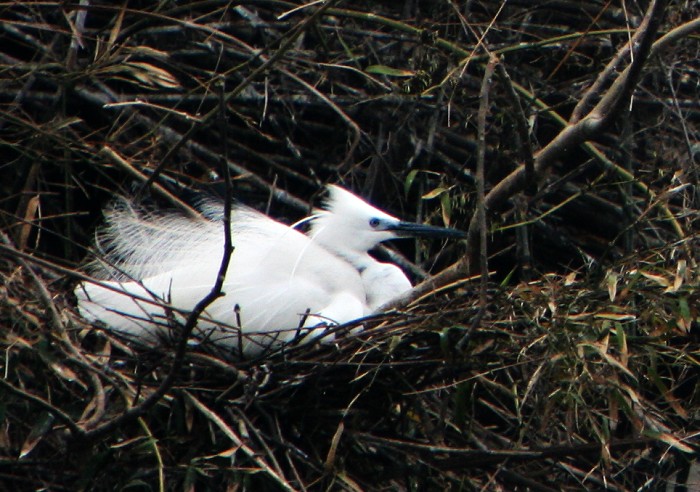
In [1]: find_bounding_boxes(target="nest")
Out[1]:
[1,1,699,490]
[2,250,699,490]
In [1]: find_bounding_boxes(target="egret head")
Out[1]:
[309,185,465,260]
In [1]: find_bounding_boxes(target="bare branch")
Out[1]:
[391,0,668,306]
[457,54,498,350]
[77,78,238,444]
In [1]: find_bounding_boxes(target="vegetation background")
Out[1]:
[1,0,699,490]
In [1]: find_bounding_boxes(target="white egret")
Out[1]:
[75,185,465,356]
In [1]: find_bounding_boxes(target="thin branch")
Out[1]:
[0,378,83,437]
[457,54,498,350]
[385,0,668,308]
[100,146,199,218]
[185,392,296,491]
[495,63,536,193]
[77,77,238,444]
[281,68,362,169]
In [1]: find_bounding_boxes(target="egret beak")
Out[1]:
[390,221,467,239]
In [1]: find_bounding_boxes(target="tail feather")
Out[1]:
[75,280,175,343]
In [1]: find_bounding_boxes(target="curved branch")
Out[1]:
[77,82,238,444]
[385,0,670,309]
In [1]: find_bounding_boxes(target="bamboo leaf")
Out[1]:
[365,65,415,77]
[605,270,618,302]
[422,186,447,200]
[640,270,670,287]
[20,412,55,459]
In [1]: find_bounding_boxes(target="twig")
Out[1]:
[100,146,199,218]
[77,77,238,443]
[281,68,362,169]
[0,377,83,437]
[185,392,296,491]
[494,61,537,279]
[457,55,498,350]
[495,63,535,193]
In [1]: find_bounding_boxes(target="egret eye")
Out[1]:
[369,218,381,228]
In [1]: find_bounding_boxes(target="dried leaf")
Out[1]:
[404,169,420,196]
[110,436,149,449]
[671,259,686,292]
[645,364,688,418]
[124,61,180,89]
[439,191,452,226]
[107,3,126,50]
[614,322,629,367]
[594,313,636,321]
[422,186,448,200]
[640,270,670,287]
[663,389,689,419]
[564,312,593,322]
[49,361,87,390]
[129,46,170,59]
[17,194,40,251]
[200,446,241,460]
[580,341,637,382]
[324,421,344,472]
[652,431,694,453]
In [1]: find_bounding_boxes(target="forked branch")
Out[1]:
[391,0,668,308]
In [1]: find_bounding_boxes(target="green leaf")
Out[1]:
[440,191,452,226]
[365,65,415,77]
[404,169,420,196]
[678,296,691,331]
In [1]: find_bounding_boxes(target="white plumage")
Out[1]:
[75,185,464,356]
